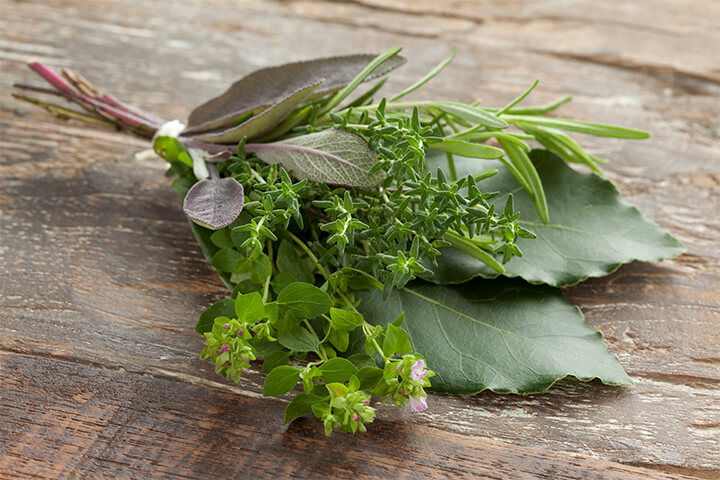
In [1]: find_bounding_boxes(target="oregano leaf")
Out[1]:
[283,393,327,425]
[263,365,301,397]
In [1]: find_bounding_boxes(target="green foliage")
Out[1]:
[163,48,680,437]
[358,279,632,394]
[20,49,683,437]
[425,151,685,287]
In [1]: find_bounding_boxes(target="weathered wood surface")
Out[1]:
[0,0,718,478]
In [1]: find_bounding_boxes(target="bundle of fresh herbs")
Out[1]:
[13,47,684,435]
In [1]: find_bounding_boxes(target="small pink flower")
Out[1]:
[334,423,341,430]
[363,399,370,405]
[223,323,229,330]
[221,344,230,352]
[405,395,428,413]
[237,329,243,336]
[352,413,361,422]
[410,359,428,381]
[215,349,221,355]
[227,361,232,366]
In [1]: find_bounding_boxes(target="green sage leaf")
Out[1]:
[184,81,322,143]
[247,128,382,188]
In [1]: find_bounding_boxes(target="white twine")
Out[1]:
[134,119,210,180]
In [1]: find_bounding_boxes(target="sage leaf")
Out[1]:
[183,176,244,230]
[358,278,633,394]
[427,150,685,287]
[248,128,381,187]
[184,81,322,143]
[187,53,407,131]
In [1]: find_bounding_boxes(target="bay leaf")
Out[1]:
[425,150,685,287]
[358,278,633,394]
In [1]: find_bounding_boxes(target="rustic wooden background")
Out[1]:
[1,1,718,478]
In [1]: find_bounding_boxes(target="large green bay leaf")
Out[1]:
[427,150,685,287]
[358,278,632,394]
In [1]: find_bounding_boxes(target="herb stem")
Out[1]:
[445,230,504,274]
[303,319,327,361]
[286,231,330,280]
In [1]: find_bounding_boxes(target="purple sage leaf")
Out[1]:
[185,53,406,132]
[183,177,244,230]
[184,81,322,144]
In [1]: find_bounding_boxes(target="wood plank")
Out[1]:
[0,351,697,480]
[1,0,718,478]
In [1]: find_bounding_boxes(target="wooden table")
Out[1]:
[1,1,718,478]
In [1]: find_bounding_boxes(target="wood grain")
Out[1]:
[1,0,718,478]
[0,351,698,480]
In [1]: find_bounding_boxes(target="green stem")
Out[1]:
[13,93,116,128]
[445,231,504,274]
[262,273,271,303]
[303,319,328,361]
[286,231,330,280]
[446,152,457,182]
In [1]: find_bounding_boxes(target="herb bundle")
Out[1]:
[14,47,684,435]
